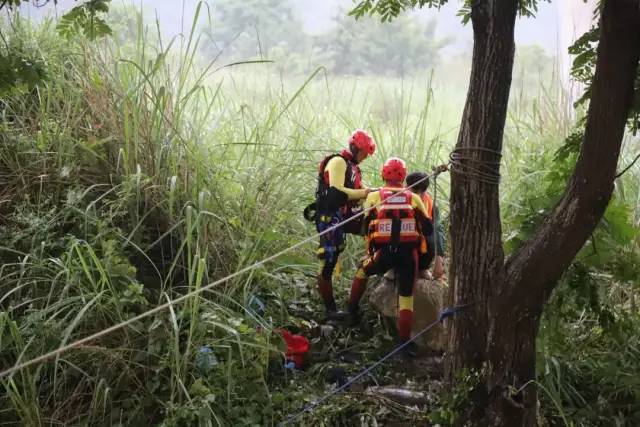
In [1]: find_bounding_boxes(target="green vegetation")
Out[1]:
[1,3,639,426]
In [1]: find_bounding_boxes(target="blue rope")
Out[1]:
[280,305,467,425]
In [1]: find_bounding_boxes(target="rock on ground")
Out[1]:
[369,271,447,352]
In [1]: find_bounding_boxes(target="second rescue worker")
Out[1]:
[347,157,433,355]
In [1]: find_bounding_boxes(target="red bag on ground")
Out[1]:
[276,329,309,368]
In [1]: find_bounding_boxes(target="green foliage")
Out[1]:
[568,26,599,95]
[516,0,551,18]
[1,1,112,40]
[106,4,159,51]
[56,0,112,40]
[428,367,484,425]
[0,50,47,95]
[0,14,289,425]
[501,126,577,255]
[350,0,550,23]
[0,0,111,94]
[0,18,49,95]
[499,59,640,422]
[503,121,640,278]
[569,24,640,134]
[539,273,640,425]
[350,0,424,22]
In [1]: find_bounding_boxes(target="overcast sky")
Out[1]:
[18,0,596,57]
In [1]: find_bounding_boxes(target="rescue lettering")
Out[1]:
[376,219,416,234]
[388,196,406,203]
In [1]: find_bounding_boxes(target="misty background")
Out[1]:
[17,0,596,88]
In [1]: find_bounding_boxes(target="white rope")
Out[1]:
[0,167,449,379]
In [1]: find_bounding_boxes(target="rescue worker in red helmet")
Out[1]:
[347,157,433,356]
[304,129,376,320]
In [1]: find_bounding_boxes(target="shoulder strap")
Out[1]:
[318,153,343,176]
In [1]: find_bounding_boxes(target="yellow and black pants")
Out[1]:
[348,245,418,340]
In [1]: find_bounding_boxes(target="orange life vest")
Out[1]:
[421,192,434,220]
[368,188,421,246]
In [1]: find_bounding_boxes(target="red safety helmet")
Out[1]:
[348,129,376,156]
[381,157,407,182]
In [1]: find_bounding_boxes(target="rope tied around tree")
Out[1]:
[449,146,502,185]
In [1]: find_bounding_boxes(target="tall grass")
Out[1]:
[0,11,287,425]
[0,4,638,426]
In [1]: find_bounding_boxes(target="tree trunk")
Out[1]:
[446,0,518,410]
[446,0,640,426]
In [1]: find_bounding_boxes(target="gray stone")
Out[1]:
[369,270,447,352]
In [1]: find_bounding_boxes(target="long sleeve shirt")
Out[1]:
[325,156,368,200]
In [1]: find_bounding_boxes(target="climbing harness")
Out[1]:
[305,150,362,222]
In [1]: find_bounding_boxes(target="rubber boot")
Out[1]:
[325,308,347,322]
[323,298,347,322]
[346,303,361,327]
[346,275,367,327]
[317,275,347,322]
[397,308,414,358]
[317,275,336,311]
[398,340,418,359]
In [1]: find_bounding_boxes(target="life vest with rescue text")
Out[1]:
[368,188,420,246]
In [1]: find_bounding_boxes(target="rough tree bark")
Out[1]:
[446,0,640,425]
[446,0,518,418]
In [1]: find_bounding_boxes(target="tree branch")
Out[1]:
[504,0,640,307]
[615,153,640,179]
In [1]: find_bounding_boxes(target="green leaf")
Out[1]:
[350,0,550,23]
[56,0,112,40]
[601,202,638,245]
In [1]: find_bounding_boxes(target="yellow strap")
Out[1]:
[399,296,414,311]
[333,259,342,280]
[355,266,368,279]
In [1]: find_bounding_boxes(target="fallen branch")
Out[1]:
[365,386,430,406]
